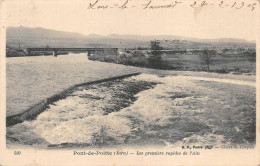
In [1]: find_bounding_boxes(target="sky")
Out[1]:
[0,0,259,41]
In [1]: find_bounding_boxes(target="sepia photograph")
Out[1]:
[0,0,259,165]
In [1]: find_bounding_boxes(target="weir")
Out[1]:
[6,72,140,127]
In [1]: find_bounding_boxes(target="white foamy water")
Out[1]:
[183,76,255,87]
[7,74,256,148]
[6,53,142,116]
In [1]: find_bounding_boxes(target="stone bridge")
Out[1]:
[26,48,118,57]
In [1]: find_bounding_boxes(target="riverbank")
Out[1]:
[88,51,256,74]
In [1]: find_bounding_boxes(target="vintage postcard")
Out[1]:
[0,0,259,165]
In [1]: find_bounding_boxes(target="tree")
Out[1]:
[247,51,256,63]
[148,40,163,68]
[132,51,145,57]
[201,49,216,72]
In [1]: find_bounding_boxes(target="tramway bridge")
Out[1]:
[26,47,118,57]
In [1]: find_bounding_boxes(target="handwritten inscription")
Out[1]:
[143,0,182,9]
[87,0,258,11]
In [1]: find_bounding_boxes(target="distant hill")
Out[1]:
[6,26,255,49]
[6,26,149,48]
[7,26,86,39]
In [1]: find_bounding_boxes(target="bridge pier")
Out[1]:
[87,50,95,56]
[53,50,57,57]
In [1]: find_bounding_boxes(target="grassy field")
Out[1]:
[88,52,256,74]
[161,53,256,74]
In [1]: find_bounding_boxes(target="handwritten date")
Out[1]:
[87,0,257,11]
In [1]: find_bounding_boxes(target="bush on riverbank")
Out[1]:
[120,51,148,67]
[88,51,149,67]
[88,41,167,69]
[6,48,26,57]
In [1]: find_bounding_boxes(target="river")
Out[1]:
[6,53,256,148]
